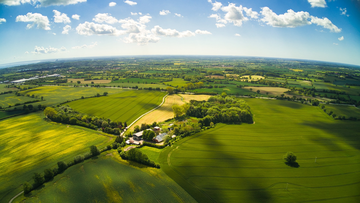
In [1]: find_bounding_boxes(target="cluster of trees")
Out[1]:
[120,148,160,168]
[320,104,359,120]
[186,94,254,125]
[142,130,156,141]
[44,106,126,135]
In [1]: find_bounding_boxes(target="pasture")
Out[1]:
[67,79,111,84]
[17,153,196,203]
[19,86,126,106]
[191,85,255,95]
[67,90,166,124]
[324,104,360,119]
[0,94,37,107]
[0,84,18,92]
[243,86,290,96]
[159,99,360,203]
[129,94,184,131]
[165,78,188,87]
[138,146,163,163]
[111,78,161,84]
[239,75,264,81]
[0,112,114,202]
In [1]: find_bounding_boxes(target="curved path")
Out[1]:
[9,191,23,203]
[121,93,168,136]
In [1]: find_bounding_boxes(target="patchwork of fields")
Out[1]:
[17,153,196,203]
[160,99,360,203]
[0,112,114,202]
[67,90,166,124]
[0,94,36,107]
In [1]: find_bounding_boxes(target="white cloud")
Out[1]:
[260,7,311,28]
[160,10,170,15]
[333,43,338,45]
[221,3,248,26]
[109,2,116,7]
[310,16,341,32]
[25,51,29,54]
[338,36,344,41]
[340,8,349,16]
[139,15,151,24]
[124,0,136,6]
[216,23,225,28]
[207,0,222,11]
[16,12,51,30]
[235,33,241,37]
[62,25,71,34]
[174,13,182,17]
[151,25,195,38]
[131,12,138,15]
[72,14,80,20]
[52,33,56,35]
[31,46,66,54]
[124,33,160,45]
[195,30,211,35]
[0,18,6,24]
[76,22,124,36]
[209,14,227,25]
[53,10,71,24]
[243,7,259,19]
[72,42,97,49]
[308,0,327,8]
[93,13,118,24]
[0,0,86,6]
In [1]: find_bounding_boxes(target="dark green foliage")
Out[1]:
[143,130,156,141]
[74,155,84,164]
[90,145,100,156]
[32,172,44,187]
[187,95,253,125]
[44,168,54,181]
[284,152,297,163]
[69,117,77,124]
[112,142,120,149]
[57,161,67,172]
[23,182,32,194]
[115,136,123,143]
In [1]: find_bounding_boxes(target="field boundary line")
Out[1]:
[121,93,168,136]
[9,191,23,203]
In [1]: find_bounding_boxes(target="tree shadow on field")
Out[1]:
[285,161,300,168]
[302,121,360,150]
[177,127,273,203]
[278,100,303,109]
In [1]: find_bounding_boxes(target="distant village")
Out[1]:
[0,74,63,84]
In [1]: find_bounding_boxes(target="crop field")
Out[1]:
[129,94,183,131]
[0,84,18,92]
[111,78,161,84]
[68,90,166,124]
[181,94,211,103]
[107,82,168,89]
[0,110,24,119]
[0,94,37,107]
[324,104,360,118]
[191,85,256,95]
[19,86,126,106]
[67,79,111,84]
[159,99,360,203]
[239,75,264,81]
[17,153,196,203]
[138,146,163,163]
[0,112,114,202]
[165,78,189,87]
[243,86,290,96]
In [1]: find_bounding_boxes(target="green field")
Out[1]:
[138,146,163,164]
[0,84,18,92]
[0,110,24,119]
[67,90,166,123]
[19,86,127,107]
[0,94,37,107]
[159,99,360,203]
[192,85,256,95]
[17,154,196,203]
[165,78,189,87]
[0,112,114,202]
[111,78,161,84]
[324,104,360,118]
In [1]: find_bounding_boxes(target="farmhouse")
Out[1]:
[133,131,143,140]
[154,133,167,143]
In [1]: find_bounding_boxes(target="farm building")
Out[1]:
[154,133,167,143]
[133,131,143,140]
[154,126,161,131]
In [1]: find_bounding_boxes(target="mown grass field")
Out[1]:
[0,112,114,202]
[243,86,290,96]
[19,86,126,106]
[324,104,360,118]
[129,94,184,131]
[159,99,360,203]
[0,94,37,107]
[0,84,18,92]
[138,146,163,164]
[165,78,189,87]
[67,90,166,124]
[17,153,196,203]
[191,85,256,95]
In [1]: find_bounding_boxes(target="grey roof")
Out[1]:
[154,133,167,142]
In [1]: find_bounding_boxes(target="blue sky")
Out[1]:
[0,0,359,65]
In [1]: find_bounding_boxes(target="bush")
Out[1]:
[57,161,67,172]
[90,145,100,156]
[44,168,54,181]
[112,142,120,149]
[284,152,297,163]
[32,172,44,187]
[74,155,84,164]
[115,136,124,144]
[23,182,32,194]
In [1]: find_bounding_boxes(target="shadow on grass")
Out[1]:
[285,161,300,168]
